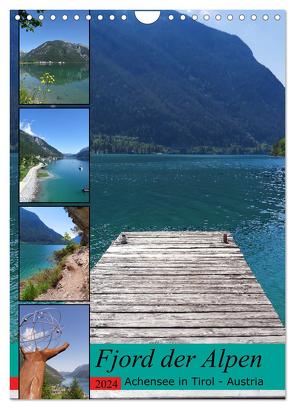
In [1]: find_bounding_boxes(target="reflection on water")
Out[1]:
[20,63,89,85]
[20,63,89,104]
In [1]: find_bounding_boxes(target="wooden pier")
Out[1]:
[90,231,285,344]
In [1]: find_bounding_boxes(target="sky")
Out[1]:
[23,206,76,237]
[19,305,89,372]
[20,109,89,154]
[20,10,89,52]
[184,10,285,85]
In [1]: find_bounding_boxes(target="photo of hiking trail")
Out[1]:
[19,206,89,301]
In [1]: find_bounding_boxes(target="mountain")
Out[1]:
[73,235,81,244]
[45,364,64,385]
[90,11,285,152]
[19,357,63,386]
[21,40,89,63]
[60,364,89,379]
[20,208,65,244]
[20,130,63,159]
[76,147,89,160]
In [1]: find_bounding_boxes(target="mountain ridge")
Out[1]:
[20,207,65,244]
[21,40,89,63]
[20,130,63,158]
[89,11,285,152]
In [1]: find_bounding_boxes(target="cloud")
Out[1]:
[20,120,46,140]
[20,120,37,136]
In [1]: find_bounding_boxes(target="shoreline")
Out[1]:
[19,163,43,202]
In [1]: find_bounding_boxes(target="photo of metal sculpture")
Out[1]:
[19,308,69,399]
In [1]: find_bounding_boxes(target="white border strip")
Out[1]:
[90,389,285,398]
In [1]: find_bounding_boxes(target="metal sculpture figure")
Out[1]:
[19,308,69,399]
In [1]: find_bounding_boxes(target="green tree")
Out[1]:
[18,10,43,32]
[62,378,85,399]
[42,377,53,399]
[63,232,73,243]
[272,138,285,156]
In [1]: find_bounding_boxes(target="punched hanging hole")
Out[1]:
[15,15,20,21]
[74,14,80,21]
[251,14,257,21]
[227,14,233,21]
[97,15,103,21]
[263,14,269,21]
[180,15,186,21]
[62,15,68,21]
[168,15,174,21]
[215,14,222,21]
[121,15,127,20]
[86,15,91,20]
[203,14,210,21]
[239,14,245,21]
[192,15,198,21]
[134,11,160,24]
[39,15,44,21]
[27,15,32,21]
[50,15,56,21]
[109,14,115,21]
[274,14,281,21]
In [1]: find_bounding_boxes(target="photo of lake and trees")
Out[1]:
[19,10,89,105]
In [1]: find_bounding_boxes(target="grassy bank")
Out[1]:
[20,156,40,181]
[20,242,79,301]
[38,171,50,178]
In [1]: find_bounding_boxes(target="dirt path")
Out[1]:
[36,247,89,301]
[20,163,43,202]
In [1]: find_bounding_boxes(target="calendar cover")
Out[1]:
[10,9,285,399]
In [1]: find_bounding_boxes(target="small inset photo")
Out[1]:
[19,108,89,203]
[19,206,89,301]
[19,304,89,400]
[19,10,89,105]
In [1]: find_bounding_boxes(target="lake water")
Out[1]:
[36,158,89,203]
[61,376,89,396]
[10,154,285,340]
[20,243,66,280]
[90,154,285,321]
[20,63,89,104]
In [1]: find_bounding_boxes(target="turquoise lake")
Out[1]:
[36,158,89,203]
[20,243,65,280]
[90,154,285,321]
[20,63,89,104]
[10,154,285,338]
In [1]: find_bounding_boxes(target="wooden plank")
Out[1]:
[90,304,278,313]
[90,327,285,337]
[90,311,281,320]
[91,318,282,328]
[91,293,271,304]
[90,231,285,344]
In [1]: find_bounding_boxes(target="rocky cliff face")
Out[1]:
[65,207,89,246]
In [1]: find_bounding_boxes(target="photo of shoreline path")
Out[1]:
[19,109,89,203]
